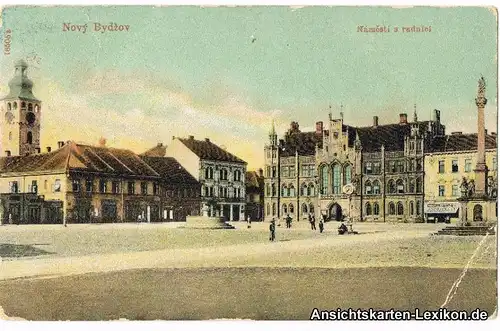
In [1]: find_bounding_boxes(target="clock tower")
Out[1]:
[0,59,41,156]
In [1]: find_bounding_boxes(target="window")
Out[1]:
[416,159,422,171]
[438,160,445,173]
[9,181,18,193]
[302,203,308,215]
[289,166,296,178]
[388,180,396,194]
[396,179,404,194]
[72,179,81,192]
[27,132,33,144]
[153,183,160,195]
[282,166,289,177]
[452,160,458,173]
[272,203,276,216]
[266,203,270,216]
[233,170,241,182]
[219,169,228,181]
[308,183,315,196]
[438,185,445,197]
[289,185,295,197]
[409,141,415,151]
[127,181,135,194]
[266,166,271,177]
[309,165,316,177]
[396,160,404,173]
[99,179,107,193]
[301,165,309,177]
[54,179,61,192]
[205,167,214,179]
[141,182,148,195]
[408,159,414,172]
[332,164,341,194]
[86,179,93,192]
[397,202,404,215]
[271,184,276,196]
[373,203,380,215]
[289,203,294,214]
[112,181,120,194]
[281,184,287,197]
[266,183,270,196]
[365,162,372,174]
[344,164,352,185]
[416,201,421,215]
[373,180,380,194]
[365,202,372,216]
[416,177,422,193]
[452,185,459,197]
[373,162,381,174]
[388,202,395,215]
[410,201,414,215]
[320,165,328,194]
[283,204,288,215]
[389,161,396,173]
[272,166,277,178]
[465,159,472,172]
[30,180,38,193]
[365,181,372,195]
[302,184,308,196]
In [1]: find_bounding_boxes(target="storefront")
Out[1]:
[424,202,460,223]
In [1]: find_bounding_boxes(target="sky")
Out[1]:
[0,6,497,169]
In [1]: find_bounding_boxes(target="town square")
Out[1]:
[0,6,497,322]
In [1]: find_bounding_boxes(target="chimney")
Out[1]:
[315,121,323,134]
[451,131,462,135]
[35,147,41,154]
[5,150,11,157]
[172,136,176,141]
[258,168,263,177]
[157,142,163,147]
[46,146,52,153]
[373,116,379,127]
[189,135,194,140]
[205,138,210,142]
[399,113,408,124]
[57,141,64,148]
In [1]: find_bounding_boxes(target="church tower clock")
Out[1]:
[0,59,41,156]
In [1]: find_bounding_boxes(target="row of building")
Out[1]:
[0,60,496,224]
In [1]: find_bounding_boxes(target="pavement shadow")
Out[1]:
[0,244,54,259]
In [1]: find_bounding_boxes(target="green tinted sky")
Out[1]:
[0,6,497,168]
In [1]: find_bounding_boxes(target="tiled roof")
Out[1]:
[140,156,199,185]
[246,170,264,189]
[429,133,497,153]
[0,142,159,178]
[141,144,167,157]
[178,137,246,164]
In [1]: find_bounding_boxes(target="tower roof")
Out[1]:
[1,59,40,102]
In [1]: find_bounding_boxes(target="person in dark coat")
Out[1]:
[338,222,348,235]
[269,219,276,241]
[308,213,312,229]
[311,213,316,230]
[319,219,324,233]
[286,214,292,228]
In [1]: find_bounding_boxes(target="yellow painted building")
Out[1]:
[424,132,497,222]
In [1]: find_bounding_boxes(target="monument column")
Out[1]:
[474,76,488,196]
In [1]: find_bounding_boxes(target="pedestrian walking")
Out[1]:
[286,214,292,228]
[311,213,316,230]
[308,213,313,230]
[269,219,276,241]
[247,215,252,229]
[319,219,324,233]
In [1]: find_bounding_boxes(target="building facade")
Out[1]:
[245,169,264,221]
[165,135,247,221]
[263,109,457,223]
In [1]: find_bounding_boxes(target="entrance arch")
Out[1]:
[329,203,342,222]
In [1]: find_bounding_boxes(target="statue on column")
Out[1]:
[460,177,469,198]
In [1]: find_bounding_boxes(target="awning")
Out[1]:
[424,202,460,214]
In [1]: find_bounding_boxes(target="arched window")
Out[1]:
[416,201,421,216]
[396,179,405,194]
[389,202,395,215]
[365,180,372,195]
[344,164,352,185]
[373,180,381,194]
[27,131,33,144]
[365,202,372,216]
[21,102,26,109]
[7,102,11,111]
[332,163,341,194]
[289,185,295,197]
[34,104,39,112]
[416,177,422,193]
[388,180,396,194]
[283,204,288,215]
[266,183,270,196]
[289,203,294,214]
[266,203,270,216]
[309,183,315,196]
[409,180,415,193]
[397,202,404,215]
[28,103,33,112]
[301,184,308,196]
[205,167,213,179]
[302,203,308,215]
[272,183,276,196]
[309,204,314,214]
[320,165,329,194]
[272,203,276,216]
[373,202,380,215]
[410,201,414,215]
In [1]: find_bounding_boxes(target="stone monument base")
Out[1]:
[183,216,235,229]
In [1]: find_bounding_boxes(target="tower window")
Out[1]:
[27,131,33,144]
[7,103,11,111]
[35,105,40,112]
[21,102,26,109]
[28,103,33,112]
[13,102,18,109]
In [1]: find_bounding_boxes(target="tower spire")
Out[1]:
[340,103,344,120]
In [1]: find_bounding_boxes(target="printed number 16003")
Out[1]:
[4,29,12,55]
